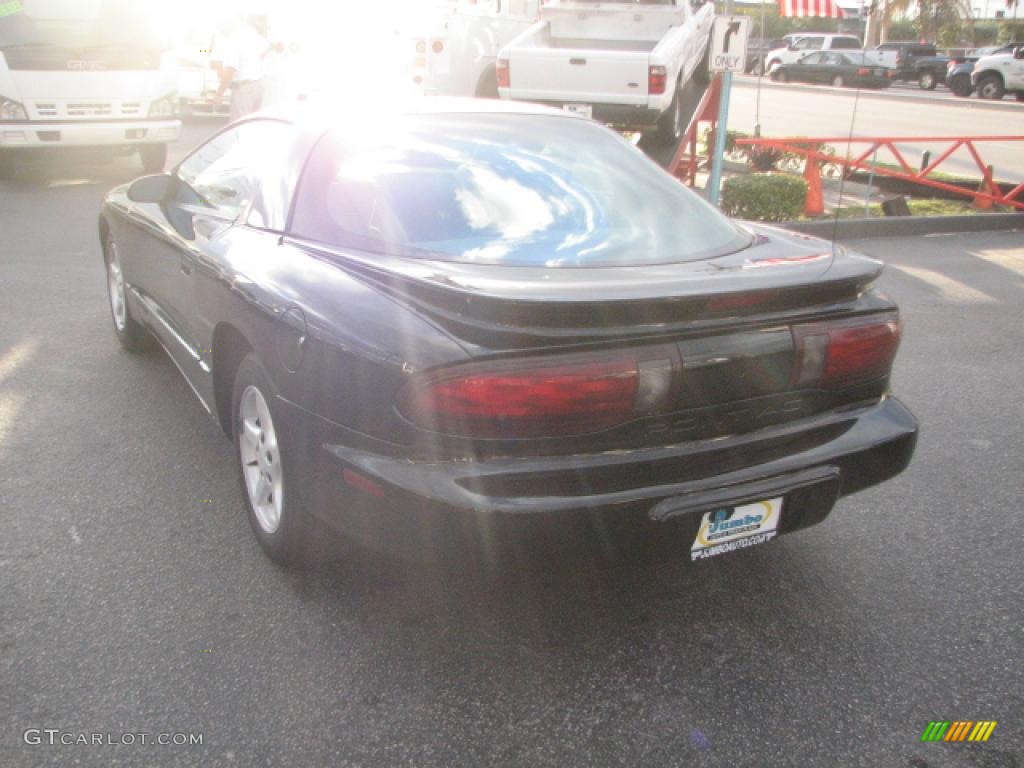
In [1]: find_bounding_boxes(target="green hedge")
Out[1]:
[721,174,808,222]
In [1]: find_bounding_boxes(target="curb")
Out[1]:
[779,212,1024,240]
[732,76,1024,113]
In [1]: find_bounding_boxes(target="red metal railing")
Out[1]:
[733,135,1024,212]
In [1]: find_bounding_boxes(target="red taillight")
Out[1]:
[792,312,902,389]
[496,58,510,88]
[648,65,667,95]
[398,349,679,438]
[857,67,870,76]
[432,39,445,54]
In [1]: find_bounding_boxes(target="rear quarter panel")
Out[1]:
[204,231,470,440]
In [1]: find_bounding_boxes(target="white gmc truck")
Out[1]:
[0,0,180,179]
[496,0,714,146]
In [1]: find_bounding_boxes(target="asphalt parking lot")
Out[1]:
[2,122,1022,767]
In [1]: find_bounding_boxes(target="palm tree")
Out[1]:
[867,0,973,45]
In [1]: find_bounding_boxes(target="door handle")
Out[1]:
[569,57,586,66]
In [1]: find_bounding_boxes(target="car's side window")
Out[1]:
[803,53,823,65]
[176,120,294,223]
[831,38,860,50]
[795,37,823,51]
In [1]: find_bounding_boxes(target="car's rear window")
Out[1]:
[290,114,750,267]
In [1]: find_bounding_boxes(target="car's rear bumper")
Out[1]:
[0,119,180,148]
[277,396,918,564]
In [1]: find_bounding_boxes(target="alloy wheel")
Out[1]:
[239,385,284,534]
[106,242,127,332]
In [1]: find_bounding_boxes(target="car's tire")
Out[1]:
[772,69,788,83]
[139,143,168,174]
[831,75,845,88]
[102,231,152,353]
[751,58,764,76]
[1016,92,1024,102]
[654,82,684,147]
[948,75,972,97]
[918,70,938,90]
[768,59,782,73]
[233,353,321,566]
[976,74,1005,100]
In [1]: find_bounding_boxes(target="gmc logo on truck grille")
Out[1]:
[67,60,106,71]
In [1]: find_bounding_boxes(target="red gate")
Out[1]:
[733,135,1024,212]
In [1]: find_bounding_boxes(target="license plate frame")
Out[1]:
[690,497,782,561]
[562,103,593,119]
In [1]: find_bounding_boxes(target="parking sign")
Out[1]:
[710,16,750,73]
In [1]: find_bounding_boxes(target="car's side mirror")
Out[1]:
[127,173,174,204]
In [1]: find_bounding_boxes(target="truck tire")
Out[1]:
[139,143,168,174]
[918,70,938,90]
[654,84,684,147]
[948,75,972,97]
[976,74,1004,100]
[0,149,15,180]
[475,67,499,99]
[694,41,711,85]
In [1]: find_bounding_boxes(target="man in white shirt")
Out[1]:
[213,16,269,121]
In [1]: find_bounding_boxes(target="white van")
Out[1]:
[0,0,180,177]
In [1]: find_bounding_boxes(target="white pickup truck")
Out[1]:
[497,0,714,146]
[765,34,898,72]
[972,45,1024,100]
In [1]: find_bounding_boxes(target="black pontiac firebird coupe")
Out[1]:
[99,100,917,566]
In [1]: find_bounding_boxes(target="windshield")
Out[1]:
[291,114,750,268]
[0,0,166,69]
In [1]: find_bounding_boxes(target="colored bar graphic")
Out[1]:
[969,721,998,742]
[921,721,950,741]
[924,720,997,742]
[946,721,973,741]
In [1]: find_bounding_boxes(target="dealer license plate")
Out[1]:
[691,498,782,561]
[562,103,592,119]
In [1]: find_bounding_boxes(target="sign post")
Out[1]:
[707,16,750,207]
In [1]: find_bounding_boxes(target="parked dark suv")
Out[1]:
[875,41,949,89]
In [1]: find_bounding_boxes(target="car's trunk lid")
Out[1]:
[290,224,878,349]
